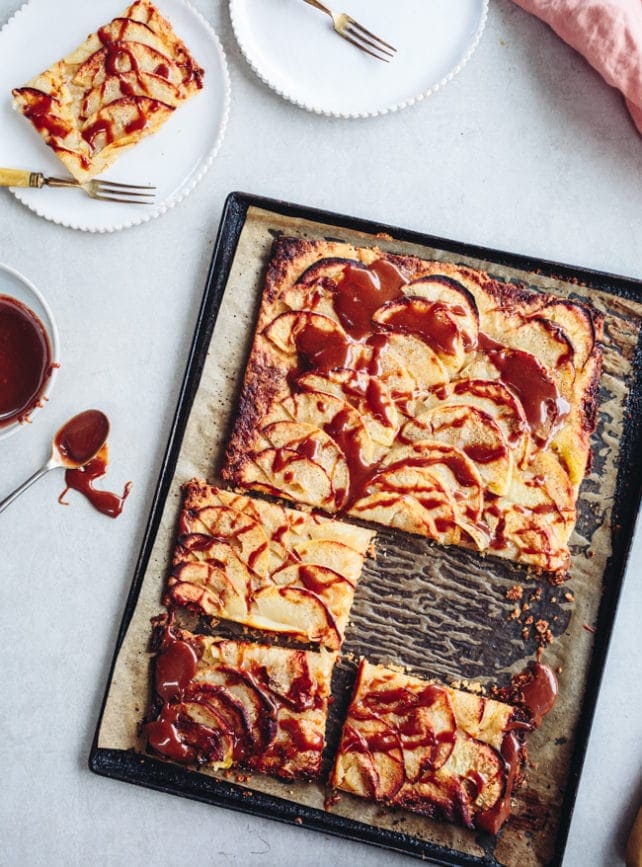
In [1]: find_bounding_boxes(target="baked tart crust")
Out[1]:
[166,480,374,650]
[222,238,603,576]
[331,659,528,834]
[146,625,336,780]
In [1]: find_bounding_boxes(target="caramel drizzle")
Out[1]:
[262,258,572,556]
[171,504,344,645]
[337,671,523,833]
[146,632,325,772]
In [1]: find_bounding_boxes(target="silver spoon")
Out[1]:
[0,409,109,514]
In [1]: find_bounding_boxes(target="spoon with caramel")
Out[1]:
[0,409,109,514]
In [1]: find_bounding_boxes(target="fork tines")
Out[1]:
[344,17,396,62]
[93,179,156,204]
[95,180,156,193]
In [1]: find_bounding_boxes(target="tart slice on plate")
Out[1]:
[12,0,204,182]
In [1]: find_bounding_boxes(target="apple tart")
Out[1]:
[12,0,204,183]
[146,625,336,779]
[331,659,530,834]
[166,480,374,650]
[222,238,603,575]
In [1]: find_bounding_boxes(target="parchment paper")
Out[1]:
[97,206,642,866]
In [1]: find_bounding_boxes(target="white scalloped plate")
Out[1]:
[0,262,60,440]
[230,0,487,118]
[0,0,230,232]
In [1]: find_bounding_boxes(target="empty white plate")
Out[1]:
[230,0,488,117]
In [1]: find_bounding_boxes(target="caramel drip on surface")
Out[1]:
[474,731,522,835]
[295,319,355,373]
[377,300,464,356]
[332,259,408,339]
[498,662,559,729]
[323,409,375,509]
[519,663,558,726]
[58,444,131,518]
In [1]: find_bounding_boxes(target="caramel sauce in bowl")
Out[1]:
[0,263,60,440]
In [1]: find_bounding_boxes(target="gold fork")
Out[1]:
[301,0,396,62]
[0,168,156,204]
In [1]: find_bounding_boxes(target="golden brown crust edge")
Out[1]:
[221,237,375,485]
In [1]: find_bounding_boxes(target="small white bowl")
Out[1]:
[0,263,60,441]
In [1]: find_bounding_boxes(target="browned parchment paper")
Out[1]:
[97,206,642,866]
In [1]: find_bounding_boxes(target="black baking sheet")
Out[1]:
[89,192,642,866]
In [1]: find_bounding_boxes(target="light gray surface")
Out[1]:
[0,1,640,865]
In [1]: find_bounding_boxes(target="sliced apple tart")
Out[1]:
[146,624,335,779]
[331,659,530,834]
[12,0,204,182]
[222,238,603,576]
[166,480,374,650]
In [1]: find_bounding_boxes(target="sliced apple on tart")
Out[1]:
[167,560,248,620]
[331,659,527,833]
[296,369,400,448]
[263,311,352,365]
[179,505,271,576]
[507,316,575,376]
[250,585,342,647]
[360,336,432,407]
[401,404,512,496]
[368,441,488,548]
[223,237,602,577]
[404,271,479,313]
[12,0,204,183]
[147,627,336,779]
[260,420,350,496]
[166,481,373,649]
[337,718,406,800]
[80,72,182,119]
[419,378,531,468]
[74,38,183,90]
[539,299,597,372]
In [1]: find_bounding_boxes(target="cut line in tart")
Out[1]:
[166,480,375,650]
[222,238,603,576]
[330,659,531,834]
[145,623,336,780]
[12,0,204,182]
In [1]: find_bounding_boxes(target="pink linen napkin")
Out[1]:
[511,0,642,134]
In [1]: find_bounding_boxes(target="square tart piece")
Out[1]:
[12,0,204,183]
[221,237,603,576]
[331,660,528,834]
[166,480,375,650]
[145,626,336,780]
